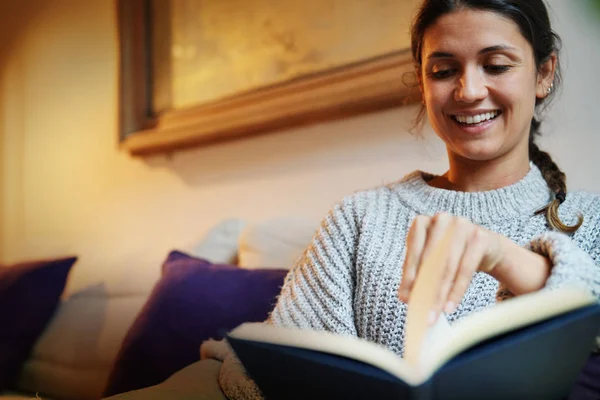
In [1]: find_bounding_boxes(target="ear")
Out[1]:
[536,52,557,99]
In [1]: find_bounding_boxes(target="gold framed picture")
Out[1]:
[118,0,421,156]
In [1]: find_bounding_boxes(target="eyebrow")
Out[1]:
[427,45,517,60]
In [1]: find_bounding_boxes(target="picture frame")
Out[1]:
[117,0,421,156]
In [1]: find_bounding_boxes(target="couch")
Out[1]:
[0,216,318,400]
[1,215,599,400]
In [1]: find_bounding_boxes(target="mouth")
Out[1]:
[451,110,502,126]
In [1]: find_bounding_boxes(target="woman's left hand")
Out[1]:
[397,212,511,322]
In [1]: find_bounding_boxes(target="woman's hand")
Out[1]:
[397,212,552,324]
[397,213,508,322]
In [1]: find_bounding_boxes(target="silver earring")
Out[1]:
[547,82,554,94]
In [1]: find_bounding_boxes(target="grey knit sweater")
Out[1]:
[218,165,600,399]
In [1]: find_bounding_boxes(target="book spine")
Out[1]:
[411,381,434,400]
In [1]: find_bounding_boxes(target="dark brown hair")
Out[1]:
[410,0,582,232]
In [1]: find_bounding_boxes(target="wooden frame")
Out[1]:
[117,0,421,156]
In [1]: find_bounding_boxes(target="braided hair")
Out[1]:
[529,120,583,232]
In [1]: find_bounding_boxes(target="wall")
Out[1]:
[0,1,48,263]
[0,0,598,294]
[0,103,3,262]
[0,76,3,262]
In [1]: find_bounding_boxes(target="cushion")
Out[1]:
[237,216,318,269]
[103,251,287,397]
[0,257,77,391]
[188,218,247,264]
[15,290,149,400]
[13,254,158,400]
[103,359,225,400]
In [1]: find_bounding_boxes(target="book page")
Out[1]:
[422,286,596,374]
[229,322,424,385]
[419,312,453,366]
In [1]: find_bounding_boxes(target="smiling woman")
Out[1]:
[208,1,600,399]
[104,1,600,399]
[410,0,582,234]
[417,10,550,183]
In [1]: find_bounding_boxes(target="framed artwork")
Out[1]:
[118,0,421,156]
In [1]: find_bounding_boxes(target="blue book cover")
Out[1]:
[227,288,600,400]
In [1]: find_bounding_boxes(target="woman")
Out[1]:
[216,0,600,398]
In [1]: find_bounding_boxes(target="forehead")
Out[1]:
[422,9,531,55]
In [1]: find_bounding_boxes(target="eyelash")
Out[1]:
[429,65,511,80]
[485,65,511,74]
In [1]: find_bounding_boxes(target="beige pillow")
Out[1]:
[16,288,149,400]
[238,216,318,270]
[188,219,247,264]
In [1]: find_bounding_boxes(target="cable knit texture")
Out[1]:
[217,165,600,399]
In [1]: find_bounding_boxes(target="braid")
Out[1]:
[529,119,583,233]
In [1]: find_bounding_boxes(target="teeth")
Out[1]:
[454,111,499,125]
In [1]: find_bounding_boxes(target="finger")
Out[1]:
[445,228,487,314]
[398,215,430,302]
[420,212,454,266]
[432,220,470,318]
[419,213,454,316]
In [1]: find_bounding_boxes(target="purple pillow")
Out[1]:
[0,256,77,391]
[103,250,287,397]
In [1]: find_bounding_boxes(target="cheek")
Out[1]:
[424,82,451,115]
[426,106,451,142]
[494,75,537,112]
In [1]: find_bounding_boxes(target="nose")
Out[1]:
[454,66,488,103]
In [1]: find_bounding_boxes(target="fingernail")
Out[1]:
[444,301,455,314]
[428,311,437,325]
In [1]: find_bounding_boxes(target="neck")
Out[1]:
[432,152,531,192]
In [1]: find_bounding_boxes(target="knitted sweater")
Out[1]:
[218,165,600,399]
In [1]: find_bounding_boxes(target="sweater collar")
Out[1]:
[392,164,552,224]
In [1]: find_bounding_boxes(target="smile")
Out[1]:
[451,110,502,125]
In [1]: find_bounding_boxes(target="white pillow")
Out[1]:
[17,289,149,400]
[238,216,318,270]
[188,218,247,264]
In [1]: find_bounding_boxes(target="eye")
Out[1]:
[485,65,511,74]
[429,69,457,80]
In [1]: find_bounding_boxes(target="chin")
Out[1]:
[450,144,504,163]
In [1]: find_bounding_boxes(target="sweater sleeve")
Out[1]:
[218,194,365,399]
[266,195,364,334]
[528,230,600,352]
[527,231,600,299]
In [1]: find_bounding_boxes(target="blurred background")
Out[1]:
[0,1,599,399]
[0,0,598,288]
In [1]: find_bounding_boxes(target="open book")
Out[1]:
[227,231,600,399]
[228,288,599,399]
